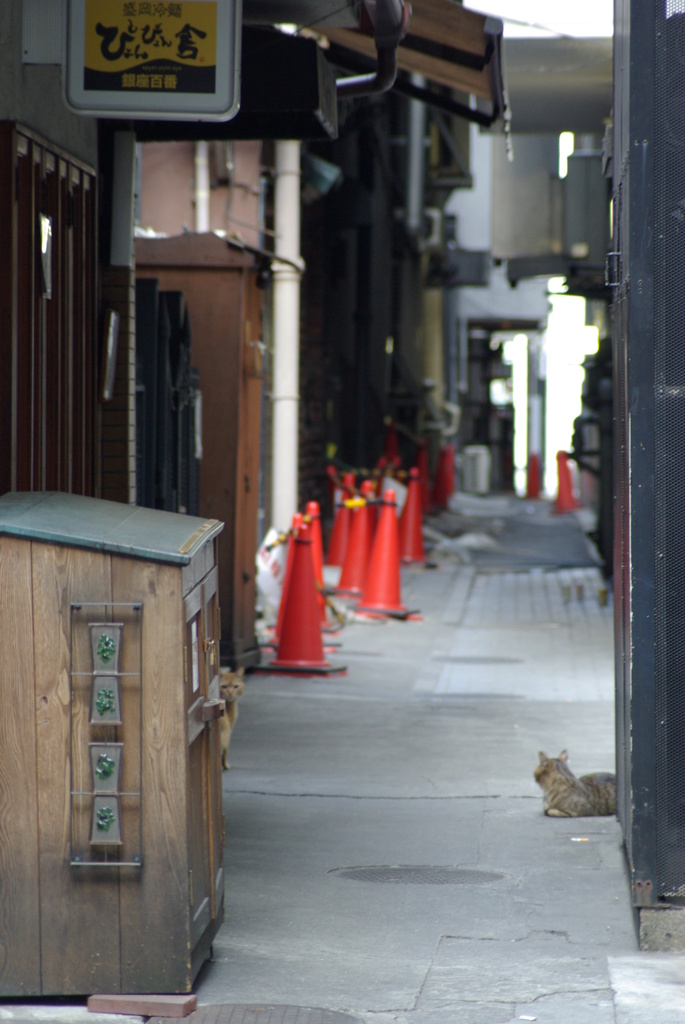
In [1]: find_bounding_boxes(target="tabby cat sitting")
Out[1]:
[219,667,245,770]
[534,750,616,817]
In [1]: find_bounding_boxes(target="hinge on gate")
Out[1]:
[605,251,621,289]
[222,813,226,847]
[184,646,188,685]
[189,869,194,906]
[634,878,653,907]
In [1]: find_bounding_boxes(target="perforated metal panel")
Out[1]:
[613,0,659,907]
[654,5,685,899]
[614,0,685,904]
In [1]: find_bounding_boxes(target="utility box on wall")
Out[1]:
[0,492,225,995]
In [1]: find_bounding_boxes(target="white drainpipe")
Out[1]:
[271,140,304,533]
[405,74,426,240]
[194,141,210,232]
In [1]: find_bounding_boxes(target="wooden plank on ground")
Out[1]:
[88,993,197,1017]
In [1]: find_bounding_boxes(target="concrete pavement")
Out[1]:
[5,495,685,1023]
[189,496,684,1024]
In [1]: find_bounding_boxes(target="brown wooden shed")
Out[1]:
[135,232,264,669]
[0,491,225,996]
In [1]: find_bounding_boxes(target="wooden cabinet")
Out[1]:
[0,492,225,996]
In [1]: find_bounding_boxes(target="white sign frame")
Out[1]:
[64,0,241,120]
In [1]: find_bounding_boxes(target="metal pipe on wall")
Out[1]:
[405,74,426,240]
[194,141,210,232]
[271,140,303,533]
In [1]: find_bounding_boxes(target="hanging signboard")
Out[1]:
[64,0,241,119]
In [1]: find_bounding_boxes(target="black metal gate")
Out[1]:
[613,0,685,904]
[135,279,201,516]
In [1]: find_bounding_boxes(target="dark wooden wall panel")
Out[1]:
[0,125,15,494]
[0,122,97,500]
[15,134,36,491]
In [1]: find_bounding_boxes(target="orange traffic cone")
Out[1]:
[399,467,426,564]
[374,457,387,499]
[383,417,402,468]
[431,443,455,509]
[416,441,431,512]
[554,451,581,513]
[526,453,542,499]
[266,519,345,675]
[356,489,419,619]
[325,463,338,510]
[335,479,376,595]
[326,472,355,566]
[306,499,335,628]
[269,513,303,647]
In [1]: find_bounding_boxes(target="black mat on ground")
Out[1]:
[468,508,597,569]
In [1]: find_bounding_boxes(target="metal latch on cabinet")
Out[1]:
[203,636,217,665]
[202,698,226,722]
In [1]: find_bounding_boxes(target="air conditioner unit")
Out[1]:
[422,208,443,252]
[462,446,491,495]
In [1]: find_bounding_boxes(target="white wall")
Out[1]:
[445,124,493,250]
[445,123,550,323]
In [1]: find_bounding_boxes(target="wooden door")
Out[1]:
[184,565,224,961]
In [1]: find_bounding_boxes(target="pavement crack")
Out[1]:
[515,928,571,943]
[227,789,526,800]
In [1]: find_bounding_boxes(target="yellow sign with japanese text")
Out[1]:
[83,1,217,92]
[65,0,241,119]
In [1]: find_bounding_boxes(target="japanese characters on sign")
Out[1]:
[65,0,241,119]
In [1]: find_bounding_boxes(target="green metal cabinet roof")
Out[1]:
[0,492,223,565]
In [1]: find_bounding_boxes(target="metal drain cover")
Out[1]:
[150,1007,362,1024]
[328,865,506,885]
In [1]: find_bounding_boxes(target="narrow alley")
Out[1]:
[185,497,677,1024]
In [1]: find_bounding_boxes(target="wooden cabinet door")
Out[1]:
[184,564,224,955]
[203,567,224,920]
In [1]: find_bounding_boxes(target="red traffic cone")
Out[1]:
[271,513,302,646]
[326,472,355,567]
[306,500,325,586]
[431,443,455,509]
[356,489,419,619]
[266,519,345,675]
[553,450,581,513]
[526,452,542,499]
[335,479,376,595]
[375,457,387,499]
[305,499,335,628]
[399,467,426,564]
[416,441,431,512]
[325,464,338,512]
[383,417,401,468]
